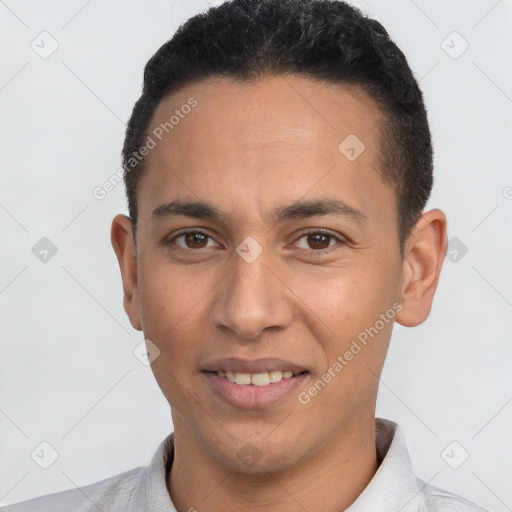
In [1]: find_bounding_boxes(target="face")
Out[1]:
[114,75,432,474]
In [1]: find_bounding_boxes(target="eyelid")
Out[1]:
[292,228,348,245]
[287,228,349,257]
[165,227,222,249]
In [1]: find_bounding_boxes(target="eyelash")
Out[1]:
[166,228,347,256]
[292,228,347,255]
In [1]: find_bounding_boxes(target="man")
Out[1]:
[2,0,488,510]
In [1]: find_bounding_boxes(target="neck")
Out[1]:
[168,413,379,512]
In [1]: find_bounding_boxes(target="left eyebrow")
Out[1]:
[271,198,367,225]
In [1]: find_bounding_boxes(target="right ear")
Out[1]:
[110,214,142,331]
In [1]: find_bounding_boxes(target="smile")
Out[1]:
[202,358,309,409]
[214,369,296,386]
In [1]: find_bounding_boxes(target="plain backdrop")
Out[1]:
[1,0,511,509]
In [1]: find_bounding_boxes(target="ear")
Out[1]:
[395,208,447,327]
[111,214,143,331]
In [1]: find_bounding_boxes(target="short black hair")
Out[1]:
[122,0,433,252]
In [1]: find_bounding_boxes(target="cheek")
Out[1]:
[296,260,397,333]
[138,255,207,330]
[139,268,206,410]
[299,278,396,417]
[290,258,400,389]
[138,262,207,369]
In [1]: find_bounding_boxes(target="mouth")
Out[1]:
[202,357,309,409]
[210,369,301,386]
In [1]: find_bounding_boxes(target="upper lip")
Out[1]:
[203,357,308,375]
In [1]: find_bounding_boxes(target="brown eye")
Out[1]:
[306,233,331,250]
[173,231,218,250]
[294,231,342,252]
[184,233,208,248]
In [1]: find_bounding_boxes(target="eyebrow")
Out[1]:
[272,198,367,224]
[150,198,367,225]
[151,200,227,222]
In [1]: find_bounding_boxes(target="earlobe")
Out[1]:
[395,209,447,327]
[111,214,143,331]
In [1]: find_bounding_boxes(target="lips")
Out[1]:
[202,357,309,409]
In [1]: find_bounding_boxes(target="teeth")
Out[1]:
[269,370,283,383]
[234,372,251,385]
[251,372,270,386]
[215,370,296,385]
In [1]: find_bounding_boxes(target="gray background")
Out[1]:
[1,0,511,509]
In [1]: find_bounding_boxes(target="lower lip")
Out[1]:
[203,371,308,410]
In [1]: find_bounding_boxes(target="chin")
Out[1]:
[220,449,299,476]
[202,429,306,476]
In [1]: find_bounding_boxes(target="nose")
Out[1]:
[209,248,294,341]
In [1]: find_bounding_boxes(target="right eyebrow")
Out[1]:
[151,200,228,223]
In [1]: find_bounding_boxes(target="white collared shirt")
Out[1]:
[1,418,488,511]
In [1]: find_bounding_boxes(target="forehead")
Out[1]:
[150,75,382,156]
[137,75,395,228]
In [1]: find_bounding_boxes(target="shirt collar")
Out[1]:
[130,418,423,512]
[128,433,176,511]
[346,418,424,512]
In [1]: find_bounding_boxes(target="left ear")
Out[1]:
[395,208,447,327]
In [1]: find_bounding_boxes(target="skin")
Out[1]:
[111,75,447,512]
